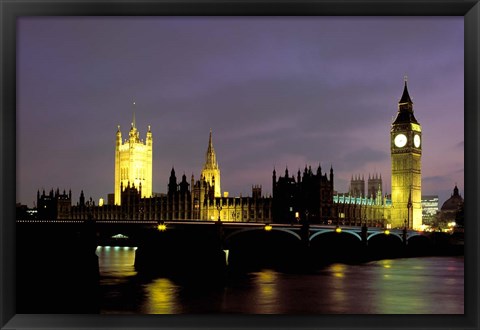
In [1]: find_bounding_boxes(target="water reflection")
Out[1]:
[96,246,137,285]
[97,247,464,314]
[252,269,279,313]
[141,278,181,314]
[327,264,348,313]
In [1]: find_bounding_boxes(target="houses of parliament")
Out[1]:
[28,81,423,229]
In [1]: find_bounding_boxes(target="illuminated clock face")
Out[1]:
[414,134,421,148]
[394,133,407,148]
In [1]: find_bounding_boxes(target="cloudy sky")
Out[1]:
[17,16,464,208]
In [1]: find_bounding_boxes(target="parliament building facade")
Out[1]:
[28,81,423,229]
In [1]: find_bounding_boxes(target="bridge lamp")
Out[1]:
[384,230,390,235]
[264,224,273,231]
[157,223,167,232]
[335,226,342,234]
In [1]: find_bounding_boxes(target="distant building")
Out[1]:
[348,173,382,199]
[36,188,72,219]
[272,164,334,224]
[421,195,439,225]
[367,173,383,199]
[349,175,365,197]
[439,185,463,224]
[16,203,37,220]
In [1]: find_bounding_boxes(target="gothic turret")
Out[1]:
[168,167,177,194]
[201,130,221,197]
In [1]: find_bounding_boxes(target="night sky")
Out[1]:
[17,17,464,208]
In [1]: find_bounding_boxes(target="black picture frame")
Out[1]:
[1,1,478,329]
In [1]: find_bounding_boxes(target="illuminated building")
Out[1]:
[114,111,153,205]
[390,79,422,229]
[272,165,334,224]
[333,189,390,227]
[68,130,271,222]
[334,172,390,227]
[421,195,439,225]
[28,81,430,227]
[201,130,221,197]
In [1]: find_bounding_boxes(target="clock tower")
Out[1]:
[391,79,422,229]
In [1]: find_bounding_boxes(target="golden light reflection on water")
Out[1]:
[381,259,393,269]
[142,278,181,314]
[97,247,464,314]
[331,263,346,278]
[327,264,347,311]
[253,269,279,313]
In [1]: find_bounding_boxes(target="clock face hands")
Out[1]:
[394,133,407,148]
[414,134,421,148]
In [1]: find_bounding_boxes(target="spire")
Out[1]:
[204,129,218,169]
[208,129,213,152]
[393,77,418,124]
[399,78,413,105]
[453,185,459,196]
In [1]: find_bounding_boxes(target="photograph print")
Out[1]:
[16,16,464,314]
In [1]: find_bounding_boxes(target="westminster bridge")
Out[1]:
[16,219,462,274]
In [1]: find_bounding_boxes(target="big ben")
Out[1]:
[391,79,422,229]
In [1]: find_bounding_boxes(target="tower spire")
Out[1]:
[399,77,413,105]
[208,129,213,153]
[202,129,221,197]
[205,129,216,167]
[393,77,417,125]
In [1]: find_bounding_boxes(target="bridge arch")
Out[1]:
[224,226,303,270]
[224,227,301,243]
[309,229,362,242]
[407,232,427,240]
[367,231,403,242]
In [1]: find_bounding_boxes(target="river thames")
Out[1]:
[96,246,463,314]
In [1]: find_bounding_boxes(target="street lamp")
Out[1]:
[157,221,166,232]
